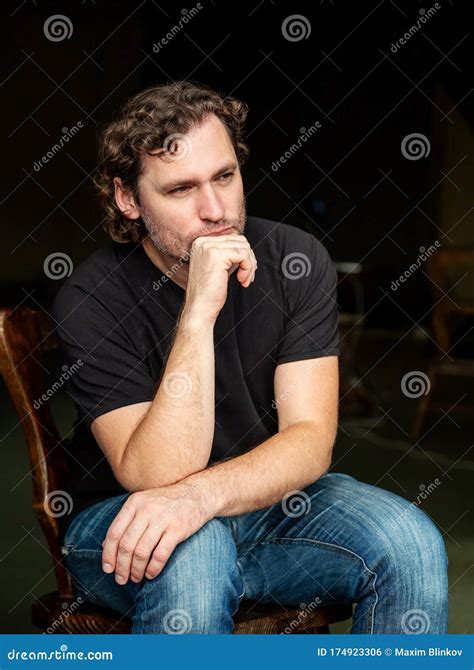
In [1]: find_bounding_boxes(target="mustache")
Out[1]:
[200,219,243,235]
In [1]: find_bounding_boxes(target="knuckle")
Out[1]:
[143,500,157,514]
[133,546,150,560]
[153,547,169,562]
[123,494,136,508]
[118,540,134,554]
[107,527,121,542]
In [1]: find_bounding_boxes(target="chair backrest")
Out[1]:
[426,246,474,352]
[0,307,74,597]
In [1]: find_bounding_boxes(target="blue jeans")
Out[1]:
[61,473,448,634]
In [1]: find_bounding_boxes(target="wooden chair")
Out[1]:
[0,306,352,634]
[412,246,474,441]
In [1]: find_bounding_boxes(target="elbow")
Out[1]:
[302,419,335,478]
[115,454,208,492]
[323,445,333,475]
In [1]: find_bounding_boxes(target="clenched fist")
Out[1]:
[184,233,258,324]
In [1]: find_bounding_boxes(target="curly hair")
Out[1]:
[94,80,250,244]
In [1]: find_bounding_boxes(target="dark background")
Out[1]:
[1,0,472,634]
[1,0,472,323]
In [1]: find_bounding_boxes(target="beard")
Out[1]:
[140,196,247,264]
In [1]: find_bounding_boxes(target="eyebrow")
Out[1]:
[159,161,238,192]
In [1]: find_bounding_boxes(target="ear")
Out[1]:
[113,177,141,220]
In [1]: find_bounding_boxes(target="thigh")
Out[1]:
[62,495,245,627]
[62,493,140,616]
[233,472,446,607]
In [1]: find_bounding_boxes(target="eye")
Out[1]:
[169,185,191,195]
[217,171,234,182]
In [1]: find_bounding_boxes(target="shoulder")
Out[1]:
[245,215,333,271]
[51,242,135,323]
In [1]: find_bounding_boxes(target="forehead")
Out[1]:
[141,114,236,183]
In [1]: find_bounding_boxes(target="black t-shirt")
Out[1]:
[52,215,340,543]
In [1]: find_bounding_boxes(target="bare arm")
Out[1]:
[185,356,339,516]
[187,418,334,518]
[91,233,257,492]
[101,355,339,585]
[117,306,216,491]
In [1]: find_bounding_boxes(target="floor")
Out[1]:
[0,328,472,634]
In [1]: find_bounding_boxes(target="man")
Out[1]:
[53,80,448,634]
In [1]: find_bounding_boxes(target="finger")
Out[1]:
[237,247,257,287]
[212,248,253,285]
[200,241,250,251]
[236,250,254,286]
[129,525,165,583]
[251,249,258,282]
[193,234,247,248]
[144,528,181,579]
[202,234,248,242]
[246,248,257,285]
[102,498,136,574]
[114,514,150,585]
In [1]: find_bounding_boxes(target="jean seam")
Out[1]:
[240,536,378,634]
[229,574,248,620]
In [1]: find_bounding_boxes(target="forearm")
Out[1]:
[120,306,215,490]
[185,419,335,517]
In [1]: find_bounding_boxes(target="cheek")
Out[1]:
[224,179,243,206]
[234,177,245,201]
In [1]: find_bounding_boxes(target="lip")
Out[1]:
[204,227,232,236]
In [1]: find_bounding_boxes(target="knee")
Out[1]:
[373,494,448,590]
[157,518,239,588]
[137,519,243,633]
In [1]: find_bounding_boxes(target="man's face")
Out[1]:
[136,114,247,262]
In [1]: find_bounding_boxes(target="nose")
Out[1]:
[197,183,225,222]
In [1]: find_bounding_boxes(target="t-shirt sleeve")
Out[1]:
[276,235,340,364]
[52,285,158,430]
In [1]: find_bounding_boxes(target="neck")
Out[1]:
[142,238,189,291]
